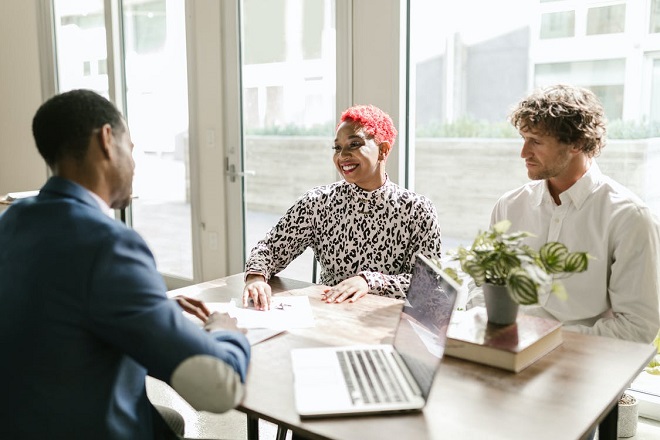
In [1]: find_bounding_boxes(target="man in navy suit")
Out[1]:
[0,89,250,439]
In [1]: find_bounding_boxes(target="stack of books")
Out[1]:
[445,307,563,373]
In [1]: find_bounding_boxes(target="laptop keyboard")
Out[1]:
[336,348,412,405]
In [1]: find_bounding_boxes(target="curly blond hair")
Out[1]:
[509,84,607,157]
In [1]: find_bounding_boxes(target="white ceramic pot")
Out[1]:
[618,394,639,438]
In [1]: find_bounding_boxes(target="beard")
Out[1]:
[110,180,133,210]
[527,149,572,181]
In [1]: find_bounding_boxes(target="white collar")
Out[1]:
[85,189,113,214]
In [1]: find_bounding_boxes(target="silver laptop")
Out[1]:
[291,254,460,418]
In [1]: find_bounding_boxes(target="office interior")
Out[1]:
[2,0,660,438]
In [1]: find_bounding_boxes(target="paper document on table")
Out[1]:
[205,301,235,315]
[187,300,284,346]
[229,296,315,330]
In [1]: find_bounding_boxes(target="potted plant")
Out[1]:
[447,220,590,325]
[617,332,660,437]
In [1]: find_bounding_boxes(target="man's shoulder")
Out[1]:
[40,193,144,248]
[497,180,543,203]
[590,175,658,226]
[597,173,645,203]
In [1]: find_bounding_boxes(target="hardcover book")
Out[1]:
[445,307,563,373]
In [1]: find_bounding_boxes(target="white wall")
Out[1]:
[0,0,49,195]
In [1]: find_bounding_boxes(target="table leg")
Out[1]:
[247,415,259,440]
[276,425,289,440]
[598,403,618,440]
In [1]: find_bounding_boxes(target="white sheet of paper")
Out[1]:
[185,300,286,345]
[208,296,315,330]
[206,301,236,315]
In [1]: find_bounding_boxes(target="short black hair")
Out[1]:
[32,89,124,166]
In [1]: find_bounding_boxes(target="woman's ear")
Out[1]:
[379,142,392,160]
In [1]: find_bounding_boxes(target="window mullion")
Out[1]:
[104,0,126,116]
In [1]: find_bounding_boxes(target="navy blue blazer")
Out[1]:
[0,177,250,439]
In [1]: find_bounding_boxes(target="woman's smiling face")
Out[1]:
[333,120,387,191]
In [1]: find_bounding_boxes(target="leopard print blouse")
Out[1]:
[245,178,442,299]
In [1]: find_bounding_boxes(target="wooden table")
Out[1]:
[169,274,655,440]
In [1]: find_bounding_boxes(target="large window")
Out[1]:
[410,0,660,420]
[241,0,336,282]
[540,10,576,39]
[535,59,625,119]
[587,3,626,35]
[651,0,660,33]
[123,0,193,280]
[53,0,108,96]
[52,0,193,282]
[410,0,532,250]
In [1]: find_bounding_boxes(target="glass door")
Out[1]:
[122,0,193,282]
[51,0,194,285]
[237,0,337,281]
[52,0,108,96]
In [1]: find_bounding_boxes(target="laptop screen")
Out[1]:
[392,255,459,398]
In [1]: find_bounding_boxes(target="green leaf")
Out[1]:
[450,220,589,306]
[507,269,538,305]
[462,260,486,286]
[540,242,568,273]
[563,252,589,273]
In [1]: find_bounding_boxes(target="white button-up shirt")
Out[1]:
[490,162,660,343]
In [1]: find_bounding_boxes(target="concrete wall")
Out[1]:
[244,136,338,212]
[245,135,660,245]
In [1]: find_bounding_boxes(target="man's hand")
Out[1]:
[243,274,272,310]
[204,312,246,334]
[321,275,369,303]
[173,295,210,322]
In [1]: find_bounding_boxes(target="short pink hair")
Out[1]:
[338,104,397,146]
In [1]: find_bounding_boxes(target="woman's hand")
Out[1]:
[321,275,369,303]
[173,295,211,322]
[243,274,272,310]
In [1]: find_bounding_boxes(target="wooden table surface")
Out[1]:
[170,274,655,440]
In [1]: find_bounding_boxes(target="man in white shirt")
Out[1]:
[482,84,660,343]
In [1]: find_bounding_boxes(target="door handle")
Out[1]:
[226,163,256,183]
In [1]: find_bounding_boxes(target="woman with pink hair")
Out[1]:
[243,104,442,309]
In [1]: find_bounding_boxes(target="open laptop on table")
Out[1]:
[290,254,460,418]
